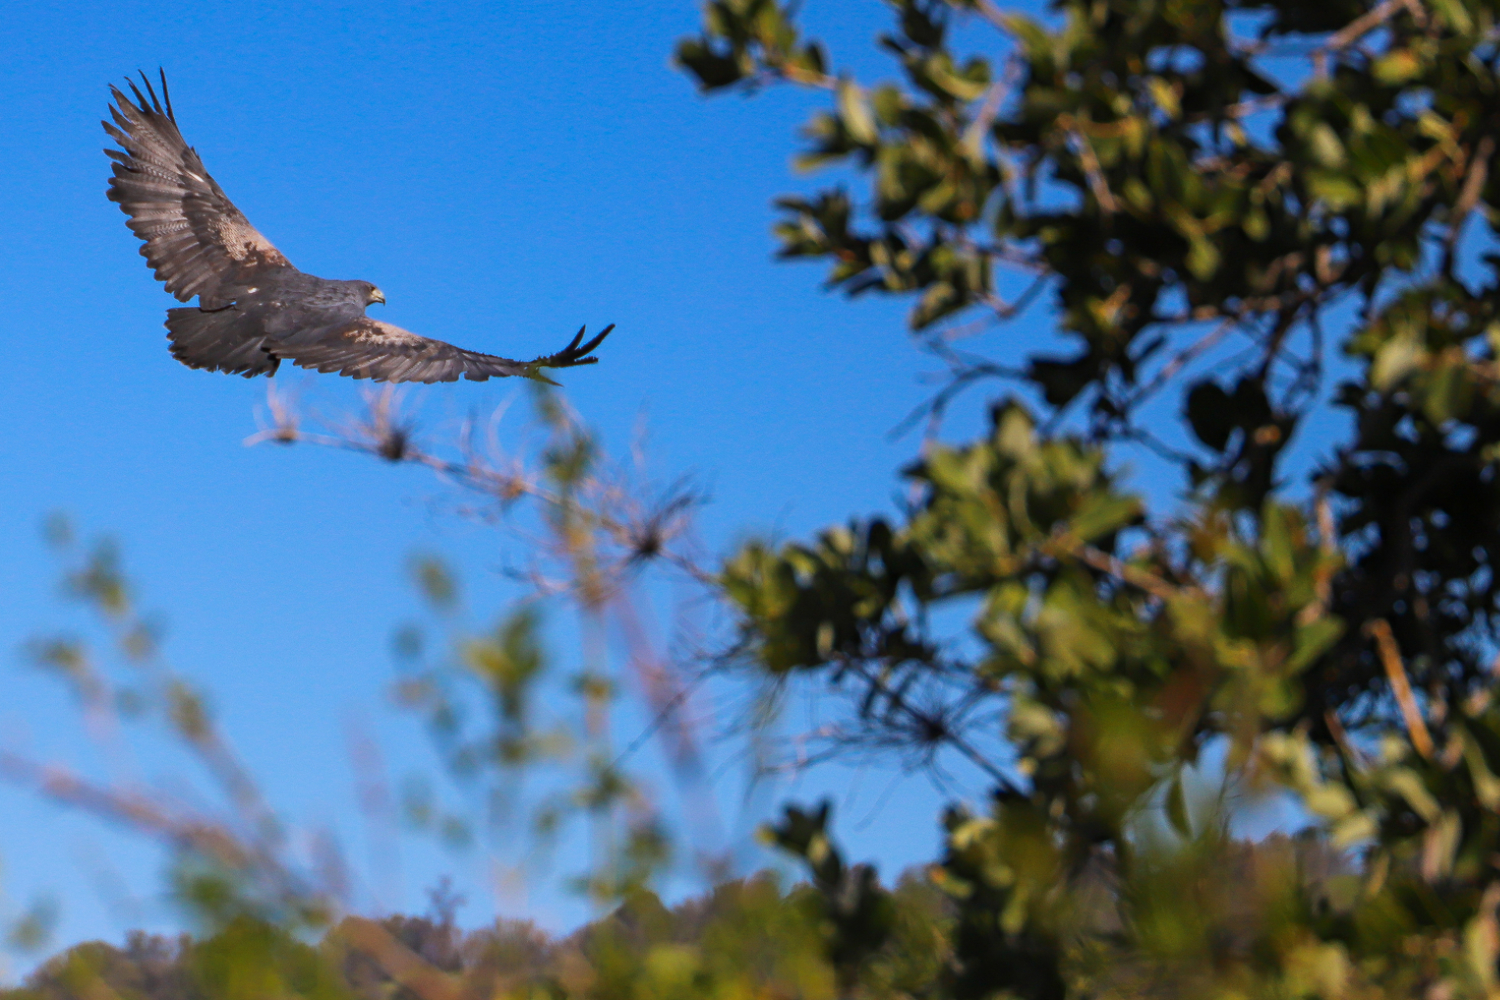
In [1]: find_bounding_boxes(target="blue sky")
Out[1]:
[0,0,1062,970]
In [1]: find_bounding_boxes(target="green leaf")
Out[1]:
[1186,235,1220,280]
[1286,618,1344,674]
[1420,357,1471,424]
[1374,49,1423,84]
[1428,0,1475,33]
[675,39,748,91]
[1370,334,1423,391]
[837,78,879,145]
[1068,493,1142,542]
[1307,173,1362,211]
[1308,124,1347,168]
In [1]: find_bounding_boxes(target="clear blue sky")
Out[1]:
[0,0,1063,970]
[0,0,1342,975]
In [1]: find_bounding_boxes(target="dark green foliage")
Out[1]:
[680,0,1500,995]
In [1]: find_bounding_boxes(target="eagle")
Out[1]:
[104,72,612,384]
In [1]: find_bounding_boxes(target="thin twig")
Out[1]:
[962,58,1020,154]
[1066,542,1182,602]
[1313,0,1416,77]
[984,272,1051,323]
[0,750,267,881]
[1214,94,1289,121]
[1444,134,1494,275]
[841,661,1020,794]
[1060,116,1118,215]
[248,399,717,588]
[1295,479,1338,625]
[612,666,714,770]
[889,351,1027,441]
[1119,425,1201,467]
[1365,618,1434,759]
[972,0,1017,36]
[1323,710,1364,764]
[1122,314,1240,410]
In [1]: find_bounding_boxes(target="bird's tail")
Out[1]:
[165,307,279,377]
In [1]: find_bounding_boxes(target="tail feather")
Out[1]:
[164,307,279,377]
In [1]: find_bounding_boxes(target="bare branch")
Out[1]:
[961,57,1020,155]
[1365,618,1435,760]
[839,660,1020,794]
[1313,0,1423,77]
[972,0,1018,37]
[1444,134,1494,275]
[1059,115,1118,215]
[1122,314,1240,411]
[0,750,266,881]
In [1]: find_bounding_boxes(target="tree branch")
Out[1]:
[1365,618,1434,759]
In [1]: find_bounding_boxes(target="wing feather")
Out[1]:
[274,317,535,384]
[104,72,294,307]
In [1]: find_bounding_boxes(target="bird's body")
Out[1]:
[104,72,611,383]
[224,275,371,343]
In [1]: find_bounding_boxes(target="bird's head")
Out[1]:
[360,281,386,306]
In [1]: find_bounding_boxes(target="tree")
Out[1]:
[676,0,1500,996]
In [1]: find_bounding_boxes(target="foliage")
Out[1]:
[0,870,949,1000]
[676,0,1500,996]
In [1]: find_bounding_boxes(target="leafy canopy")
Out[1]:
[681,0,1500,996]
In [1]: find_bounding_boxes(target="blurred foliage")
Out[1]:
[676,0,1500,996]
[0,867,952,1000]
[17,1,1500,998]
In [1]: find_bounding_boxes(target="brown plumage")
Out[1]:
[105,71,612,383]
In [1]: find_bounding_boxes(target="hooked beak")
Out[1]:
[370,287,386,305]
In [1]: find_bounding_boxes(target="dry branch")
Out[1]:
[1365,618,1434,759]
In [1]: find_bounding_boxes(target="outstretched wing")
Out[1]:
[274,318,614,384]
[104,72,293,308]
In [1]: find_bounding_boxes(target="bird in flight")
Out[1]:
[104,72,612,384]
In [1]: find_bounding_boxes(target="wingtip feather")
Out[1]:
[137,70,163,115]
[157,68,174,121]
[125,77,149,115]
